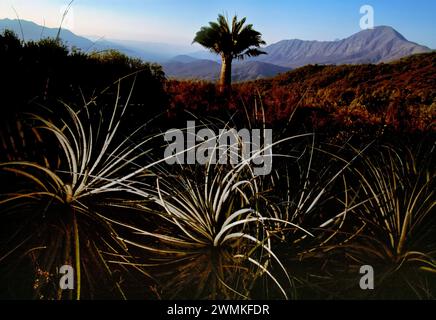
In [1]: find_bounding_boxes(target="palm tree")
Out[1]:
[193,14,266,91]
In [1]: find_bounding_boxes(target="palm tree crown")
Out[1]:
[193,14,266,90]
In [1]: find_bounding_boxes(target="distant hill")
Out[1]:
[255,26,432,68]
[163,59,290,82]
[163,59,221,80]
[232,61,290,81]
[0,18,173,62]
[170,55,203,63]
[0,18,95,49]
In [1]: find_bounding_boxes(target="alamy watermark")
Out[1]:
[58,264,74,290]
[360,5,375,30]
[359,265,375,290]
[163,121,273,176]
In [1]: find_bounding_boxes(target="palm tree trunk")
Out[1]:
[219,55,232,92]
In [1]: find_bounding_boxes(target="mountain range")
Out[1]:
[0,19,432,81]
[163,26,431,81]
[0,18,179,61]
[254,26,432,68]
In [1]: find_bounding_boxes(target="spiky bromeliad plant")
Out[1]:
[106,128,310,299]
[0,79,157,299]
[102,114,367,299]
[327,144,436,298]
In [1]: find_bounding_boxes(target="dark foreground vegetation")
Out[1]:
[0,31,435,299]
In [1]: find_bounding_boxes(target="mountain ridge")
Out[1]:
[255,26,431,68]
[0,19,432,81]
[0,18,171,61]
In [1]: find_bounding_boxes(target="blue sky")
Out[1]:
[1,0,435,48]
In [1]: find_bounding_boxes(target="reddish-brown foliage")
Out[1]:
[166,53,436,132]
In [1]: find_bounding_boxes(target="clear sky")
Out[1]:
[1,0,435,48]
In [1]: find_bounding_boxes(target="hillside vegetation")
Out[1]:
[1,29,434,134]
[167,52,436,133]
